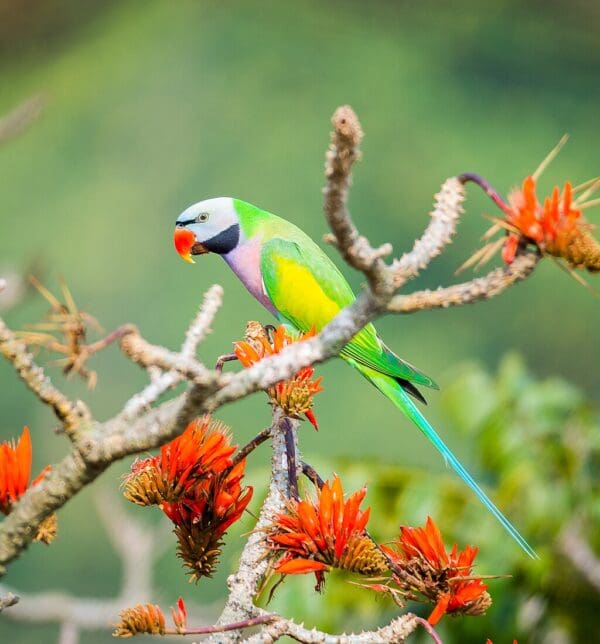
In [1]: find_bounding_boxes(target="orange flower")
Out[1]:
[170,597,187,634]
[0,426,51,515]
[123,417,252,582]
[502,176,599,270]
[114,598,192,638]
[162,460,253,535]
[234,322,323,429]
[123,417,236,505]
[162,460,253,582]
[113,602,166,637]
[380,516,491,625]
[461,143,599,274]
[266,475,388,590]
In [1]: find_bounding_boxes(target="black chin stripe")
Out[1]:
[203,223,240,254]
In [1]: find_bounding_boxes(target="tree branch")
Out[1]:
[209,409,301,642]
[241,613,421,643]
[121,285,224,420]
[558,520,600,594]
[0,317,90,435]
[388,251,539,312]
[0,94,45,145]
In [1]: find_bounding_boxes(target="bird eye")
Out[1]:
[196,212,210,223]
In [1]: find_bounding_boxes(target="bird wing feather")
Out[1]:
[259,238,437,389]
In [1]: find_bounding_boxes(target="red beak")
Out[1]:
[174,228,196,264]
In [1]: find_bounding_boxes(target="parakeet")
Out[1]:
[173,197,536,558]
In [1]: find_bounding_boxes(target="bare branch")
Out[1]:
[323,106,392,298]
[0,317,90,435]
[322,107,538,317]
[0,273,28,313]
[0,592,19,612]
[119,327,224,389]
[392,177,466,286]
[558,520,600,594]
[241,613,420,643]
[58,621,79,644]
[232,427,272,466]
[121,285,224,420]
[93,490,171,601]
[181,284,224,355]
[210,409,301,641]
[388,251,539,313]
[0,94,45,145]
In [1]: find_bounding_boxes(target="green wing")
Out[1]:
[260,237,437,390]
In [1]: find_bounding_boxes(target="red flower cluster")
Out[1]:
[502,176,599,270]
[234,322,323,429]
[123,417,253,581]
[1,426,45,514]
[0,426,56,543]
[161,458,252,536]
[170,596,188,635]
[380,516,491,625]
[123,417,236,505]
[267,475,387,590]
[114,597,189,637]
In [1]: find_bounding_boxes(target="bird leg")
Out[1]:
[263,324,277,343]
[214,352,238,372]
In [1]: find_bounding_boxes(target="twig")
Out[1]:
[216,352,239,372]
[0,317,90,435]
[388,251,539,312]
[232,427,273,466]
[0,592,19,612]
[558,520,600,594]
[181,284,224,354]
[0,94,45,145]
[119,327,223,388]
[392,177,466,286]
[301,461,325,489]
[413,617,443,644]
[121,285,224,420]
[323,106,392,298]
[241,613,420,643]
[282,417,299,499]
[458,172,509,213]
[170,614,276,636]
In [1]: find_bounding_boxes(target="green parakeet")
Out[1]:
[173,197,536,558]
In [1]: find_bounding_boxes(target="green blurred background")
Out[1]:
[1,1,599,642]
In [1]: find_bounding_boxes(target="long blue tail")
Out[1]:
[354,362,538,559]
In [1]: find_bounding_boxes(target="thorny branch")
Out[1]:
[0,105,544,642]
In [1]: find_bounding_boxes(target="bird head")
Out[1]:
[174,197,241,263]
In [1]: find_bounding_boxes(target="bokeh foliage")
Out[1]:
[0,1,598,642]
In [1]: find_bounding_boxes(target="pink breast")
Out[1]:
[223,238,277,315]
